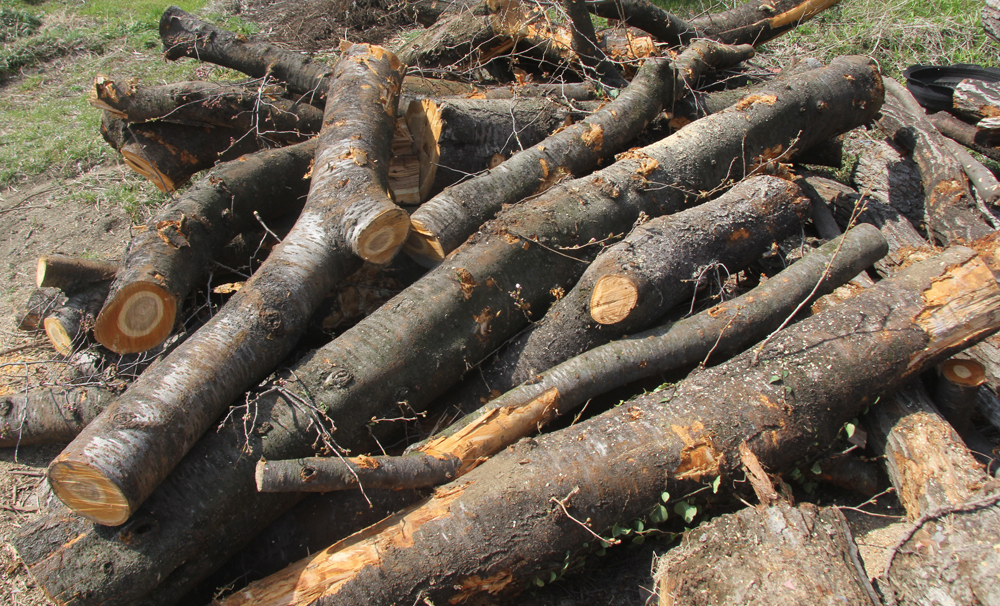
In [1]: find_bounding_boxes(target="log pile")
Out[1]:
[7,1,1000,605]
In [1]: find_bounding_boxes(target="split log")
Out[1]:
[14,287,65,331]
[563,0,628,88]
[0,385,116,448]
[878,77,993,246]
[934,358,987,434]
[219,239,1000,606]
[90,76,322,142]
[405,40,757,266]
[15,55,883,606]
[36,254,116,293]
[93,138,316,354]
[48,43,406,526]
[952,78,1000,123]
[941,136,1000,206]
[653,504,878,606]
[44,281,111,356]
[449,175,811,404]
[927,110,1000,162]
[586,0,700,47]
[688,0,843,46]
[99,112,263,192]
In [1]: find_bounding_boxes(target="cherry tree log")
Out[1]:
[256,453,460,493]
[93,138,316,354]
[0,386,116,448]
[90,76,322,142]
[942,136,1000,206]
[99,112,262,192]
[405,40,756,266]
[48,43,406,526]
[653,504,878,606]
[14,287,64,331]
[44,281,111,356]
[36,254,116,293]
[586,0,700,47]
[449,175,811,404]
[928,110,1000,162]
[219,240,1000,606]
[933,358,987,435]
[15,56,881,605]
[689,0,843,46]
[564,0,628,88]
[952,78,1000,123]
[879,78,993,246]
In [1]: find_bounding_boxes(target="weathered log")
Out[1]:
[879,77,993,246]
[933,358,987,435]
[44,280,111,356]
[927,109,1000,162]
[36,254,116,294]
[90,76,322,142]
[99,112,262,192]
[985,0,1000,44]
[586,0,700,46]
[952,78,1000,123]
[941,136,1000,206]
[14,55,882,606]
[48,43,406,526]
[653,503,878,606]
[449,175,811,404]
[219,240,1000,606]
[405,40,756,266]
[689,0,842,45]
[0,385,116,448]
[978,385,1000,432]
[392,0,509,72]
[256,453,459,493]
[564,0,628,88]
[93,139,316,355]
[14,287,65,331]
[481,80,598,100]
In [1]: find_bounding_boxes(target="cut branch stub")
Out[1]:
[589,274,638,324]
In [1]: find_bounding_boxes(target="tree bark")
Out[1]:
[0,385,117,448]
[564,0,628,88]
[90,76,322,143]
[99,112,263,192]
[448,175,811,405]
[952,78,1000,123]
[586,0,700,47]
[48,43,406,527]
[219,240,1000,606]
[93,138,316,355]
[404,40,756,266]
[255,453,460,493]
[36,254,116,294]
[14,287,65,331]
[942,136,1000,206]
[44,280,111,356]
[927,109,1000,162]
[985,0,1000,44]
[653,504,879,606]
[879,77,993,246]
[16,55,881,605]
[689,0,843,46]
[933,358,987,435]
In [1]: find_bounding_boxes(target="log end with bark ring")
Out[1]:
[590,274,639,325]
[353,206,411,265]
[47,459,131,526]
[941,359,986,387]
[44,316,78,357]
[404,217,446,268]
[94,282,177,354]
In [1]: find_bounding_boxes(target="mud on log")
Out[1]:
[220,238,1000,606]
[16,55,883,606]
[48,43,406,526]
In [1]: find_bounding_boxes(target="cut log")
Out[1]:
[405,40,756,266]
[99,112,263,192]
[90,76,322,143]
[879,77,993,246]
[14,287,65,331]
[93,138,316,355]
[934,358,987,434]
[563,0,628,88]
[941,136,1000,206]
[44,280,111,356]
[952,78,1000,123]
[255,453,460,493]
[689,0,843,46]
[36,254,116,294]
[48,43,406,526]
[927,109,1000,162]
[653,504,879,606]
[448,175,811,404]
[985,0,1000,43]
[0,385,116,448]
[15,55,883,606]
[219,239,1000,606]
[586,0,700,46]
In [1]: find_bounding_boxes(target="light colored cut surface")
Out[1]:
[354,207,410,264]
[590,274,639,324]
[48,460,130,526]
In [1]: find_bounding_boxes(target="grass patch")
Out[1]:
[0,6,41,42]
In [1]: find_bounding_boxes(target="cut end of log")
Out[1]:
[404,99,443,201]
[403,217,446,268]
[48,460,131,526]
[43,316,77,357]
[353,206,411,264]
[94,282,177,354]
[590,274,639,325]
[941,359,987,387]
[254,460,267,492]
[120,148,177,193]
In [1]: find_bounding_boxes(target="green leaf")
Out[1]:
[711,476,721,493]
[534,577,545,587]
[845,423,856,438]
[612,524,622,537]
[790,468,802,480]
[549,572,557,583]
[661,491,670,503]
[768,375,782,383]
[632,535,645,545]
[781,370,789,378]
[674,501,698,524]
[634,520,644,532]
[810,462,822,475]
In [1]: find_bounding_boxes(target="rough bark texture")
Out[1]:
[928,110,1000,162]
[879,78,993,246]
[404,41,756,265]
[99,112,263,192]
[586,0,699,46]
[985,0,1000,44]
[942,136,1000,206]
[90,76,322,143]
[48,43,405,527]
[44,281,111,356]
[690,0,842,46]
[36,254,116,294]
[653,504,878,606]
[564,0,628,88]
[0,385,117,448]
[93,139,316,355]
[14,288,65,331]
[16,56,882,605]
[219,241,1000,606]
[952,78,1000,123]
[449,175,811,405]
[255,453,461,492]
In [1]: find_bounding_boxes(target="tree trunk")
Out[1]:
[448,175,811,405]
[16,55,881,605]
[48,43,406,527]
[689,0,843,46]
[0,385,116,448]
[44,281,111,356]
[99,112,263,192]
[653,504,879,606]
[564,0,628,88]
[586,0,700,47]
[219,240,1000,606]
[878,77,993,246]
[927,110,1000,162]
[255,453,460,493]
[36,254,116,294]
[404,40,756,266]
[93,138,316,355]
[90,76,322,143]
[14,288,65,331]
[942,136,1000,206]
